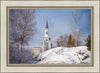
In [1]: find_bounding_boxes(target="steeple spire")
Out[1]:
[46,16,48,28]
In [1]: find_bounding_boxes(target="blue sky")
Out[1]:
[30,9,91,47]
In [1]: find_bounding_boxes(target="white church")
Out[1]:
[33,16,52,57]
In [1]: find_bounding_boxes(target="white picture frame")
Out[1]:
[0,0,100,73]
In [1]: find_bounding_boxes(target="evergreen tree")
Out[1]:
[86,35,91,51]
[67,34,73,47]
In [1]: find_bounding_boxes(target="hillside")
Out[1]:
[36,46,91,64]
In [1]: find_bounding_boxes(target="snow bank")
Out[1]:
[37,46,91,64]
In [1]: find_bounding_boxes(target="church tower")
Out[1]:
[41,16,52,52]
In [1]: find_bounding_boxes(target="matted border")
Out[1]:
[6,6,94,67]
[0,0,100,73]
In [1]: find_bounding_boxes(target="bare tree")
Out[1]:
[71,9,84,46]
[77,29,85,46]
[9,9,37,52]
[56,35,68,47]
[9,10,21,51]
[9,9,37,63]
[18,10,37,52]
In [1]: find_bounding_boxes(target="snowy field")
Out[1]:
[36,46,91,64]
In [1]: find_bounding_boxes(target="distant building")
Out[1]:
[33,16,52,57]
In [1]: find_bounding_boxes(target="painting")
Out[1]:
[1,0,100,73]
[9,8,92,65]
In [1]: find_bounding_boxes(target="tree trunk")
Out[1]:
[21,43,23,53]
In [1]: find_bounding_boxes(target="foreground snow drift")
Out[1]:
[37,46,91,64]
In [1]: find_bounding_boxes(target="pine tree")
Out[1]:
[86,35,91,51]
[67,34,73,47]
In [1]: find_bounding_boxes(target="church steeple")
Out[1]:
[46,16,48,28]
[33,16,52,57]
[41,16,52,51]
[44,16,49,37]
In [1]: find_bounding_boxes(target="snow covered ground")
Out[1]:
[36,46,91,64]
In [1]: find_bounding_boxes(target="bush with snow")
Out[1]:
[37,46,91,64]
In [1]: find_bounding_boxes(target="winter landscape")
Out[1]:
[9,9,91,64]
[37,46,91,64]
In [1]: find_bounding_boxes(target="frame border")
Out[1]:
[0,0,100,73]
[7,6,94,67]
